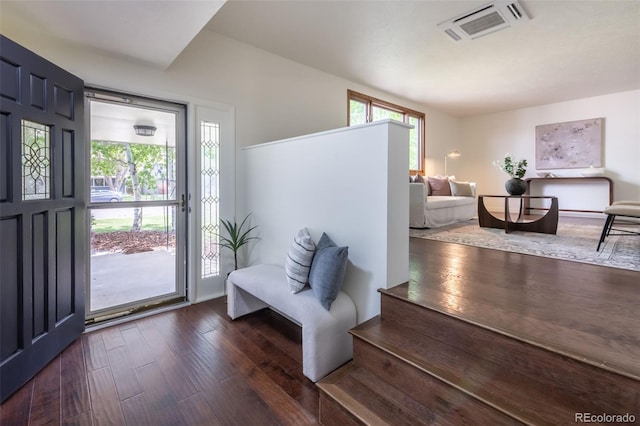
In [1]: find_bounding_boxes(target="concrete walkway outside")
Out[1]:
[90,249,176,312]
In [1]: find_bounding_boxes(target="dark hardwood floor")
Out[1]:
[2,216,638,425]
[406,234,640,379]
[0,300,319,425]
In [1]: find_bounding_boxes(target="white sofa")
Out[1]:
[410,181,477,228]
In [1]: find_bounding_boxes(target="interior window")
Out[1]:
[347,89,425,173]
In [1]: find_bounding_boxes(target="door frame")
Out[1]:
[85,88,190,321]
[82,89,236,318]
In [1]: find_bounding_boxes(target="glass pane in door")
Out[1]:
[88,94,185,319]
[90,139,176,203]
[90,206,177,311]
[21,119,51,200]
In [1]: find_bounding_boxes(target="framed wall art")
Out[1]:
[535,118,603,170]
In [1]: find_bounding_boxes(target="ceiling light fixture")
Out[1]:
[133,124,156,137]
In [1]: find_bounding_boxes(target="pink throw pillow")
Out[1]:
[427,176,452,196]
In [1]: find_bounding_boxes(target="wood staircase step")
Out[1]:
[319,296,640,425]
[351,317,560,425]
[318,363,415,425]
[318,361,506,426]
[377,292,639,417]
[318,363,404,426]
[318,280,639,425]
[382,276,640,379]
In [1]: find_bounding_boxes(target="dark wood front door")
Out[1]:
[1,35,86,403]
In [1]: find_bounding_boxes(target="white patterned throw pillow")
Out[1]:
[285,228,316,293]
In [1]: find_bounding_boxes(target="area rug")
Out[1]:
[410,220,640,272]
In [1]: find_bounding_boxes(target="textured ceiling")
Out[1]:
[1,0,226,69]
[2,1,638,117]
[206,0,640,116]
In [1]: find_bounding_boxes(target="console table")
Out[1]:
[478,195,559,234]
[524,176,613,214]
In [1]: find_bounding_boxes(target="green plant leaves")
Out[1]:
[494,155,527,178]
[216,214,259,270]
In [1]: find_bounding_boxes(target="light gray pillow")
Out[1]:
[309,233,348,311]
[449,180,473,197]
[285,228,316,293]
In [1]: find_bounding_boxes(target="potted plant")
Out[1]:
[493,154,528,195]
[217,214,259,271]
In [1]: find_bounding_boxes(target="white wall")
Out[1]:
[1,24,455,302]
[172,31,458,211]
[243,121,410,323]
[423,110,462,177]
[0,24,458,180]
[458,90,640,213]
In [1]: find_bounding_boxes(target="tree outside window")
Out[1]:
[91,140,175,230]
[347,90,425,173]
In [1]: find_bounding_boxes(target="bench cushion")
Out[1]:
[229,264,353,324]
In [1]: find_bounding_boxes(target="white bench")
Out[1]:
[227,264,357,382]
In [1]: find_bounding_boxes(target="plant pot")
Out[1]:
[505,178,527,195]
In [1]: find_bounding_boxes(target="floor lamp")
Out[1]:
[445,150,461,176]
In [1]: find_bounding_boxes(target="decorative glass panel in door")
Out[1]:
[200,120,220,278]
[21,119,51,200]
[194,105,233,300]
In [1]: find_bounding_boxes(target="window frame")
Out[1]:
[347,89,425,174]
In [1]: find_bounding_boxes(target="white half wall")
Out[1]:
[243,120,410,323]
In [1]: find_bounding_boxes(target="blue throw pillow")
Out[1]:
[309,233,348,311]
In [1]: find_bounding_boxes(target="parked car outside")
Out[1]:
[90,188,122,202]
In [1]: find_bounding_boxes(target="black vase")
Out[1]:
[505,178,527,195]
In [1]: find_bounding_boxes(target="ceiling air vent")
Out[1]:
[438,0,530,42]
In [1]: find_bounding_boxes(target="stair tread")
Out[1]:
[350,316,590,425]
[377,293,638,414]
[380,279,640,380]
[319,284,638,425]
[319,362,444,426]
[319,383,390,425]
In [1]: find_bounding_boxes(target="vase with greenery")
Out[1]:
[217,214,259,271]
[493,154,528,195]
